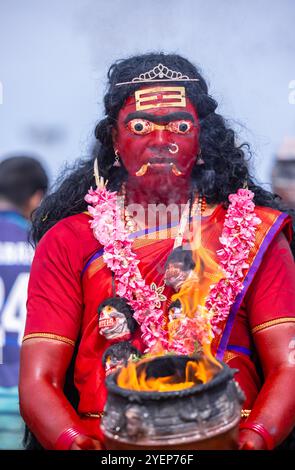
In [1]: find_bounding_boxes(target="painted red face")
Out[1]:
[113,89,200,184]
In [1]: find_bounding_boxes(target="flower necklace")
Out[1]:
[85,172,261,354]
[85,174,167,351]
[205,189,262,333]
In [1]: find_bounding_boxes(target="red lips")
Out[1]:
[99,317,115,328]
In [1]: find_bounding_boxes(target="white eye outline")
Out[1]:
[167,120,193,134]
[127,118,194,135]
[127,119,153,135]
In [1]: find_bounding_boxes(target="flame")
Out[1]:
[202,342,221,369]
[168,218,224,368]
[171,245,222,320]
[117,356,219,392]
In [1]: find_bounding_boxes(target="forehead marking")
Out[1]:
[135,86,186,111]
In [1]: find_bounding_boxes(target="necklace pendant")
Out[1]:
[150,282,167,308]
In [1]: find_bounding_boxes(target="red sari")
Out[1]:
[23,204,295,440]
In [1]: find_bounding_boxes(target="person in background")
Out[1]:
[0,155,48,449]
[272,137,295,209]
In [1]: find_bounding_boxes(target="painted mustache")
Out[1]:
[135,161,183,176]
[135,163,150,176]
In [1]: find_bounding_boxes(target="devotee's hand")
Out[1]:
[70,434,103,450]
[238,429,267,450]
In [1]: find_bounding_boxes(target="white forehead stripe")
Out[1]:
[135,86,186,111]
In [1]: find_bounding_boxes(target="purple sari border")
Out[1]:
[81,221,180,277]
[227,344,252,356]
[82,248,103,277]
[216,212,289,361]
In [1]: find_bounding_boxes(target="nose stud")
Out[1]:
[168,143,179,154]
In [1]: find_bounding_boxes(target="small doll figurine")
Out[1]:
[164,246,196,291]
[97,296,137,342]
[102,341,141,376]
[167,299,202,354]
[167,299,187,341]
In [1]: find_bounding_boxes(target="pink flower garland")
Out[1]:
[167,188,261,354]
[85,187,168,352]
[85,185,261,354]
[205,188,261,334]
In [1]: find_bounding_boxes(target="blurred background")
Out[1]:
[0,0,295,186]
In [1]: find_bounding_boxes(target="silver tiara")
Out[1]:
[115,63,199,86]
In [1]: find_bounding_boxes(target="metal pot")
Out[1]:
[101,355,244,450]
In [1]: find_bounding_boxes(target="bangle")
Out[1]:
[239,422,275,450]
[54,427,82,450]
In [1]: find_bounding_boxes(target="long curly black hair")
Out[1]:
[31,52,293,247]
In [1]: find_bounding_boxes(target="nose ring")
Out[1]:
[168,143,179,154]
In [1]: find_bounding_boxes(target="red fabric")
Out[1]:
[246,232,295,328]
[25,213,99,342]
[24,209,295,421]
[225,232,295,408]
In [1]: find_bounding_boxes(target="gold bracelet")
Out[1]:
[80,412,104,419]
[241,409,251,419]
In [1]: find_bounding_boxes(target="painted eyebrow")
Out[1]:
[124,111,196,125]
